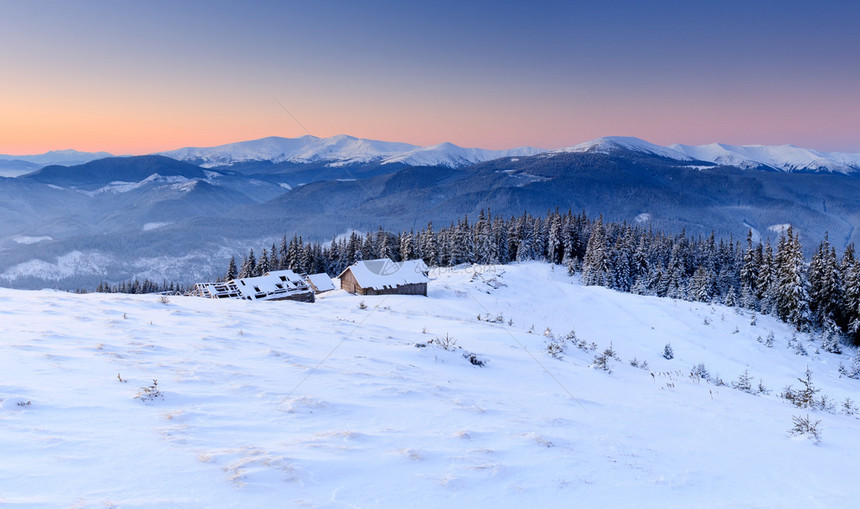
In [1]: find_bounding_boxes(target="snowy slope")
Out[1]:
[2,263,859,507]
[381,142,544,168]
[552,136,694,161]
[161,135,544,169]
[550,136,860,174]
[668,142,860,174]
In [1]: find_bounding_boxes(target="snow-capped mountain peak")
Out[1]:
[552,136,693,161]
[161,135,545,169]
[667,142,860,174]
[549,136,860,174]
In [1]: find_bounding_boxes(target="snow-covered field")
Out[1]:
[2,263,859,507]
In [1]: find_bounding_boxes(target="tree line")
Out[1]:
[225,209,860,346]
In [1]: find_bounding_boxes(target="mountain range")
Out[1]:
[2,134,860,289]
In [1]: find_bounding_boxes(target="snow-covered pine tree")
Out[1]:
[808,236,843,328]
[258,248,270,276]
[582,217,608,286]
[238,250,256,279]
[776,227,811,331]
[225,256,238,281]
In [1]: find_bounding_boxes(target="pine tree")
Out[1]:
[225,256,238,281]
[258,248,270,276]
[808,236,842,328]
[582,217,608,286]
[238,250,256,279]
[776,227,811,331]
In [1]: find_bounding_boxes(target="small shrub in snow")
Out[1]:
[731,368,754,393]
[781,367,819,409]
[842,397,857,416]
[788,414,821,444]
[592,351,612,373]
[158,295,170,305]
[662,343,674,360]
[429,334,457,351]
[731,326,739,334]
[546,338,566,360]
[794,341,808,357]
[17,400,31,407]
[604,342,620,361]
[117,373,127,383]
[765,331,774,348]
[838,354,860,379]
[750,313,757,326]
[543,327,553,338]
[820,321,843,354]
[756,379,771,395]
[690,362,711,380]
[135,379,163,402]
[358,301,368,310]
[703,317,711,326]
[817,394,836,413]
[463,352,486,367]
[629,358,650,371]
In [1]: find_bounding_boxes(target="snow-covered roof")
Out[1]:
[306,273,335,292]
[232,270,309,300]
[339,258,429,291]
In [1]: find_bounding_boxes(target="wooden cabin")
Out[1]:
[337,258,429,296]
[306,273,336,294]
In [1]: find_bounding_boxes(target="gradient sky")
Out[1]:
[1,0,859,155]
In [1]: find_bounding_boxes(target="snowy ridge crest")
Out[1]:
[552,136,860,174]
[162,135,544,169]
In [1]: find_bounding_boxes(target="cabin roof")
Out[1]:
[338,258,429,291]
[233,270,308,300]
[306,273,335,292]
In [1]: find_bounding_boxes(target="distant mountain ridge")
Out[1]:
[5,135,860,175]
[160,134,544,169]
[0,149,114,177]
[553,136,860,174]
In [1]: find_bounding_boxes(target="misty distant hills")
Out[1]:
[1,135,860,289]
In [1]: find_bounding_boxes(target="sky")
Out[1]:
[1,0,859,155]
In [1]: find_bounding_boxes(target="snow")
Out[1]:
[2,262,859,506]
[143,222,171,232]
[340,258,430,290]
[551,136,860,174]
[307,273,336,292]
[668,142,860,174]
[553,136,693,161]
[380,142,544,168]
[11,235,52,244]
[635,213,651,224]
[161,135,545,169]
[85,174,198,196]
[229,270,310,301]
[0,251,111,281]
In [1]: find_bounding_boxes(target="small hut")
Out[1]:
[337,258,429,296]
[192,269,314,302]
[306,273,335,294]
